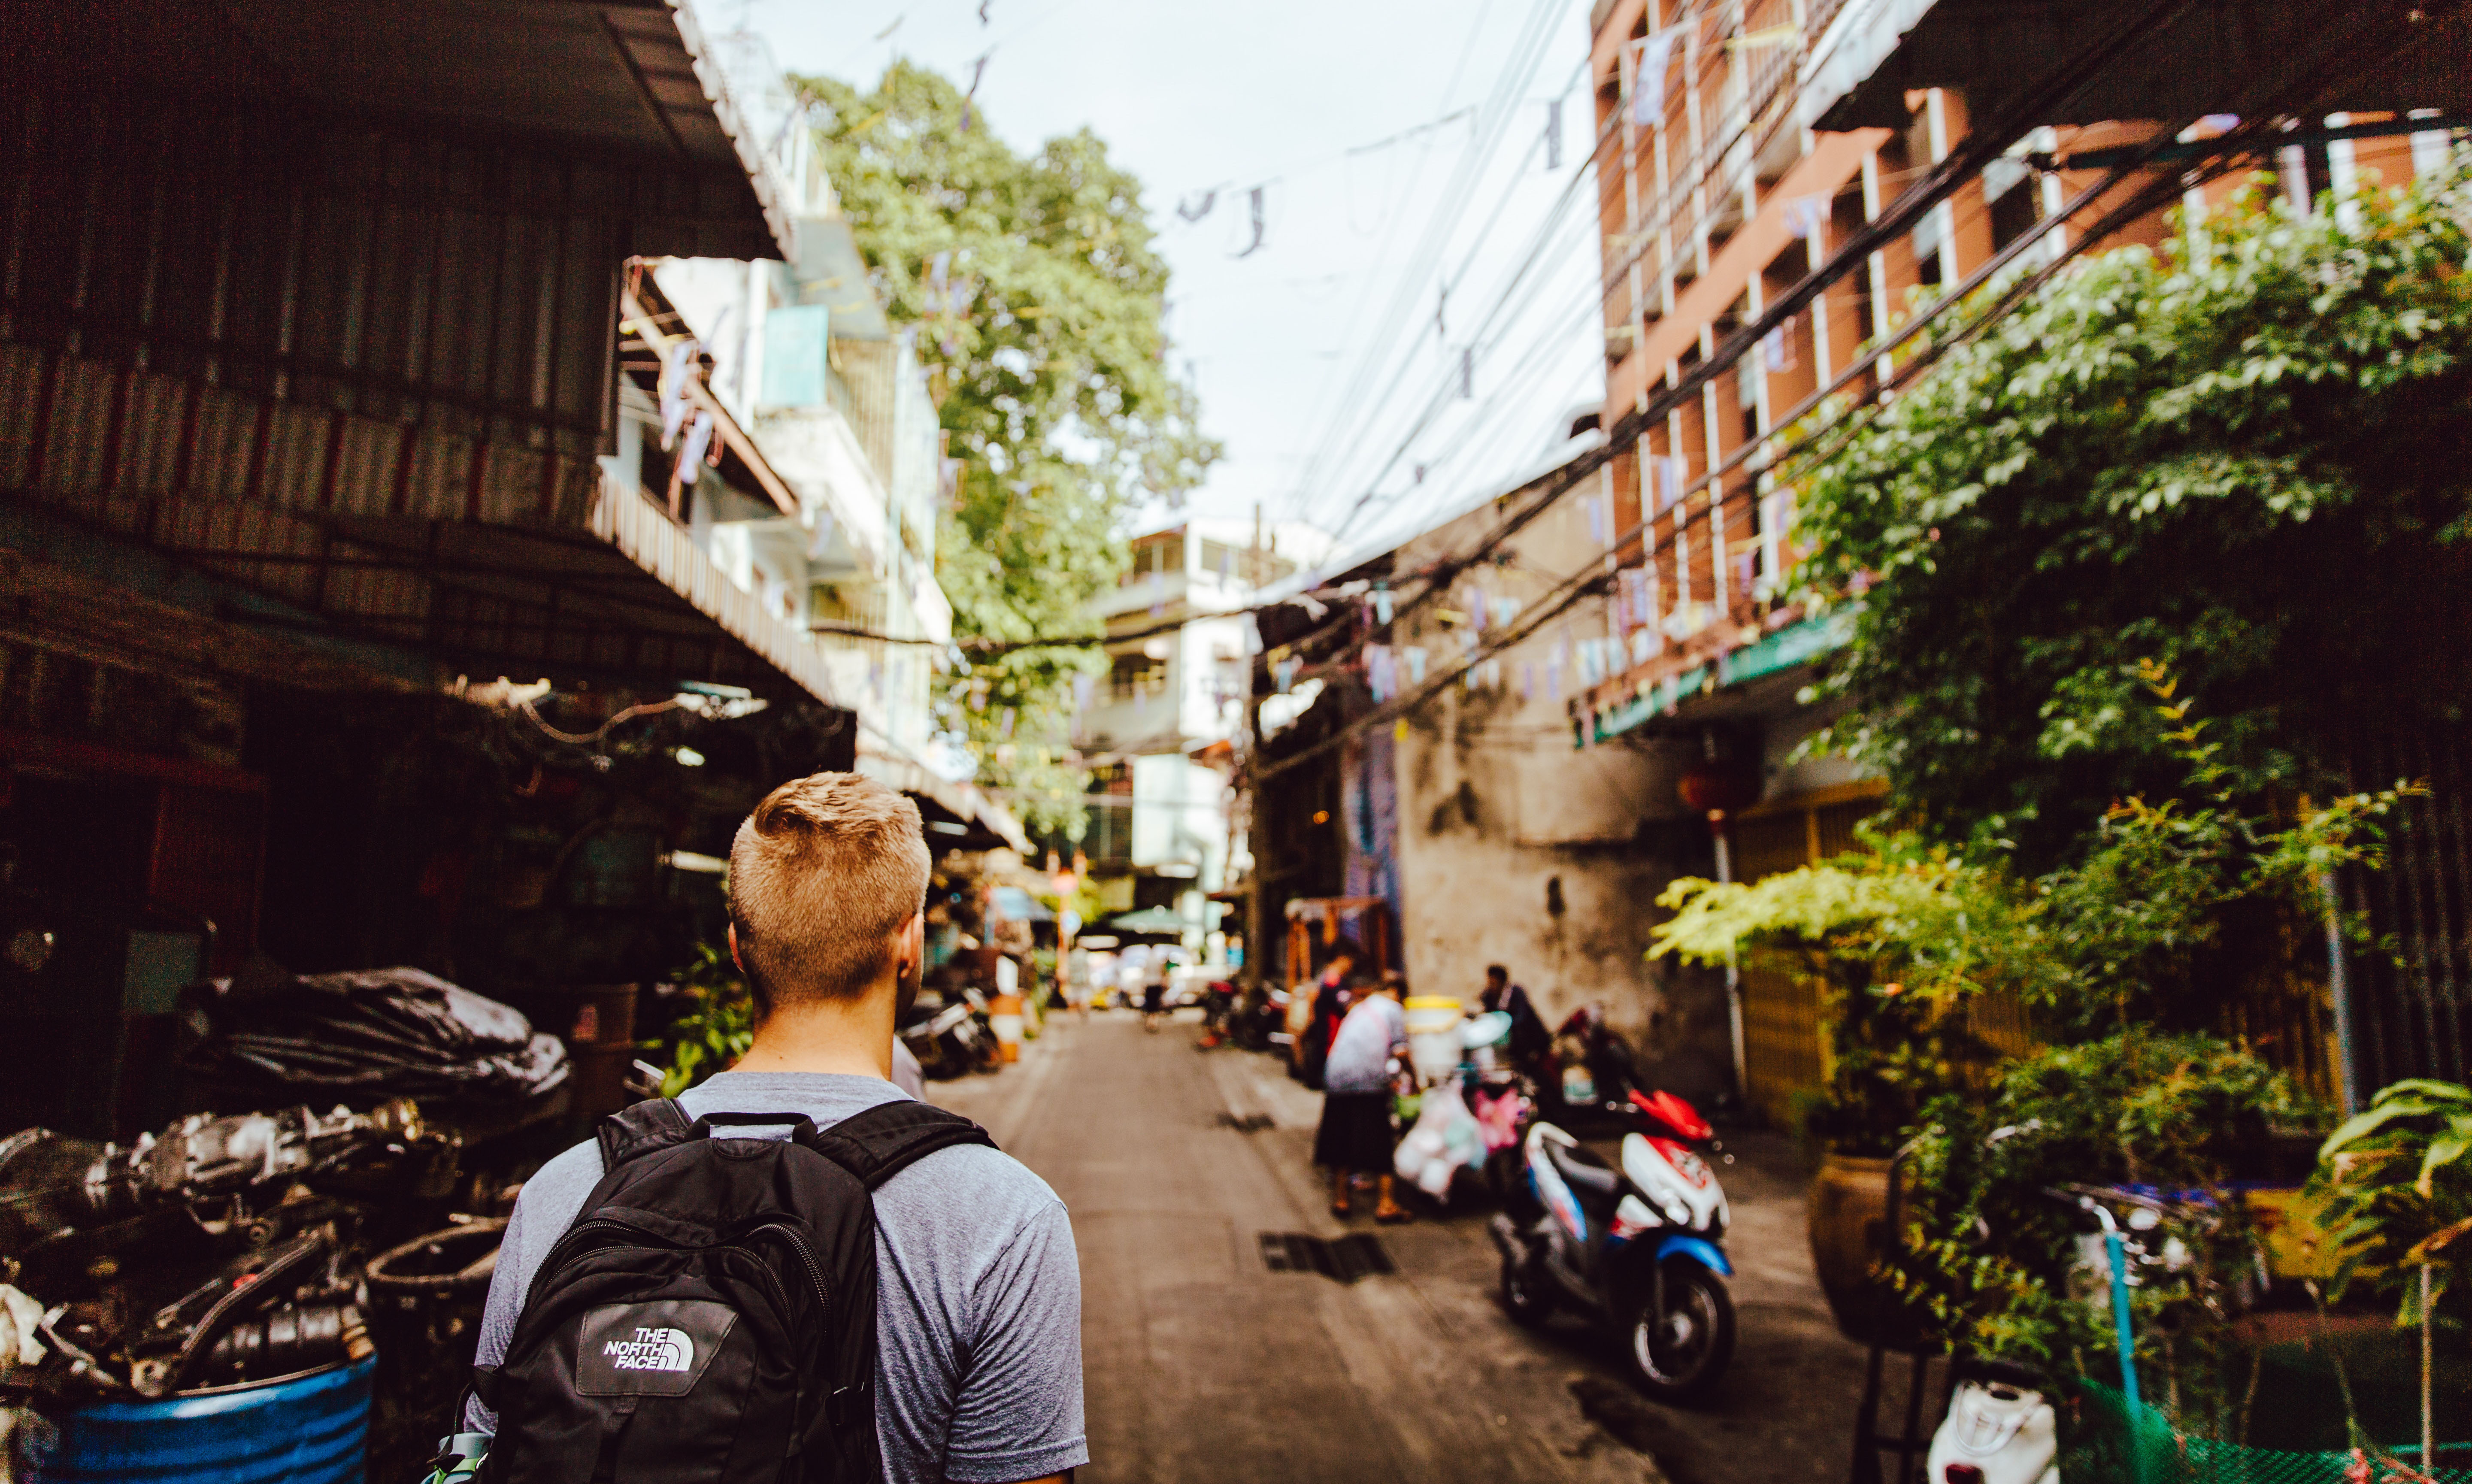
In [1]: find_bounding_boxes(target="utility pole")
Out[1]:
[1241,502,1269,990]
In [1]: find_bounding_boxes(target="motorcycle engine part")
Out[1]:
[57,1101,423,1231]
[158,1230,333,1395]
[200,1302,371,1385]
[365,1220,504,1300]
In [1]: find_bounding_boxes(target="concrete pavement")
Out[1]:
[930,1010,1877,1484]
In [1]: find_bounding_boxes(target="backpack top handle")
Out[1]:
[688,1111,822,1142]
[596,1100,824,1169]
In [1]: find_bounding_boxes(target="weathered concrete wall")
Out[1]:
[1384,494,1736,1100]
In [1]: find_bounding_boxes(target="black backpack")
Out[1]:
[473,1098,994,1484]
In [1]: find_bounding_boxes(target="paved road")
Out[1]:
[930,1011,1878,1484]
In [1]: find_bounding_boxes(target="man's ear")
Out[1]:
[728,921,745,974]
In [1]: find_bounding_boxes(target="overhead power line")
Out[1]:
[1251,0,2440,779]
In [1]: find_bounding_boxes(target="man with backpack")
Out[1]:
[456,773,1086,1484]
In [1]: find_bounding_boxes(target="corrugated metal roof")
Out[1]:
[12,0,790,259]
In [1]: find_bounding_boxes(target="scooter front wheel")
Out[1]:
[1624,1263,1734,1401]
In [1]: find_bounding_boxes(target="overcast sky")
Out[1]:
[732,0,1606,561]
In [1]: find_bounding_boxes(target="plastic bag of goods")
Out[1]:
[1393,1081,1484,1200]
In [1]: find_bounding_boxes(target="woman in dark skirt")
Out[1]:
[1313,975,1409,1221]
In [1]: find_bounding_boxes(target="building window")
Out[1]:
[1109,652,1170,700]
[1119,535,1184,586]
[1197,539,1297,588]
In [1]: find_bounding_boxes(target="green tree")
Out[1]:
[1792,161,2472,867]
[803,62,1219,838]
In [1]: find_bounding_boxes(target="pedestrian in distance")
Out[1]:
[1314,972,1410,1223]
[457,772,1086,1484]
[1295,940,1362,1087]
[1141,969,1166,1031]
[1481,962,1551,1072]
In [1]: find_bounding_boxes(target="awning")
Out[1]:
[0,0,832,703]
[16,0,794,260]
[1808,0,2472,132]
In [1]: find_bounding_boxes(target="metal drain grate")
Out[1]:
[1257,1232,1396,1284]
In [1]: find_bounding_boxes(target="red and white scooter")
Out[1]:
[1489,1088,1737,1399]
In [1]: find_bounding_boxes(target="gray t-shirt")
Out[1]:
[468,1072,1087,1484]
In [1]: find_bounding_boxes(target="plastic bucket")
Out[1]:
[989,993,1024,1062]
[49,1353,377,1484]
[1403,997,1465,1083]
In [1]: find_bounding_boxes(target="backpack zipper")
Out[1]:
[750,1222,832,1314]
[541,1214,827,1319]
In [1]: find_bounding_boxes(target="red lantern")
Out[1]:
[1676,760,1759,816]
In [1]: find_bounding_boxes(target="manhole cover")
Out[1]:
[1257,1232,1396,1284]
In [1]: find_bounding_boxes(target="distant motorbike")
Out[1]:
[898,989,1001,1079]
[1489,1088,1736,1400]
[1540,1002,1647,1125]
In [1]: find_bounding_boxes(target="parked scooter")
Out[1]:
[1489,1088,1736,1399]
[898,989,1000,1079]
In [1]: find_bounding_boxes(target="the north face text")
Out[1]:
[576,1301,736,1397]
[603,1327,694,1372]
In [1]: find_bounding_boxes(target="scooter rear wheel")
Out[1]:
[1623,1263,1734,1401]
[1499,1249,1556,1329]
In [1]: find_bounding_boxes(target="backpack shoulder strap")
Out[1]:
[804,1100,996,1190]
[595,1097,697,1171]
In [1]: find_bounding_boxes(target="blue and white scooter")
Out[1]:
[1489,1089,1737,1399]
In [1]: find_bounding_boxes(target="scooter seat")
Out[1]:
[1545,1139,1620,1199]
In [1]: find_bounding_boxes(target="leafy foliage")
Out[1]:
[1895,1032,2308,1408]
[1652,839,2000,1154]
[1654,669,2406,1154]
[1791,161,2472,866]
[640,941,755,1096]
[804,62,1220,836]
[2313,1078,2472,1325]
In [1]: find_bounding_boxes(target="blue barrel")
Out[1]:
[47,1354,376,1484]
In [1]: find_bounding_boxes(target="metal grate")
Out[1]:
[1257,1232,1395,1284]
[2345,721,2472,1090]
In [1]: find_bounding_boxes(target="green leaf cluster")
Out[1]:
[639,941,756,1096]
[1791,158,2472,867]
[2312,1079,2472,1325]
[802,63,1221,838]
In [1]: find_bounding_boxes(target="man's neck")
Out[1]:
[731,981,897,1080]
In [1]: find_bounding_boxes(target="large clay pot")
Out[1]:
[1808,1152,1926,1350]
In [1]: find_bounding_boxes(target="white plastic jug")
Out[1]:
[1925,1378,2057,1484]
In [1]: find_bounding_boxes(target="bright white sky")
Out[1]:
[734,0,1607,564]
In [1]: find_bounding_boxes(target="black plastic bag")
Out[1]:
[189,967,570,1103]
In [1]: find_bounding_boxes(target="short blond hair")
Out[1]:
[727,772,930,1009]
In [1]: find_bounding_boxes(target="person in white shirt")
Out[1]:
[1312,974,1409,1221]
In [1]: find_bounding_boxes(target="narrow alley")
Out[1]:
[932,1012,1874,1484]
